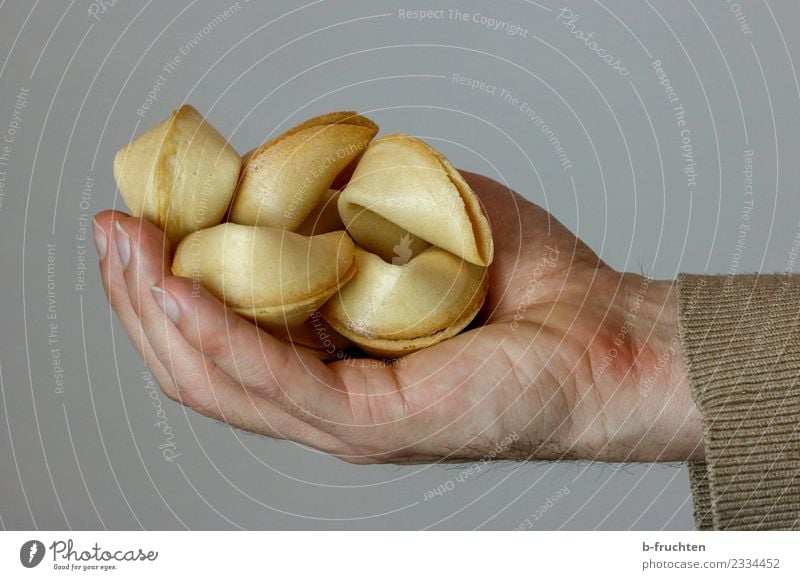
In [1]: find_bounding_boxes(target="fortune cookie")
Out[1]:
[338,133,494,266]
[321,133,494,357]
[113,104,242,245]
[172,223,356,329]
[322,247,488,358]
[231,111,378,230]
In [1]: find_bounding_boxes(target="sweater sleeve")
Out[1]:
[677,273,800,530]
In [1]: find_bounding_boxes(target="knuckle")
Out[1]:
[198,330,231,360]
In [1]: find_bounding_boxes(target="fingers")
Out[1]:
[109,216,353,452]
[153,275,354,429]
[110,216,199,406]
[94,210,179,400]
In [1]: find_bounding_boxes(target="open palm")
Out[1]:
[95,171,702,466]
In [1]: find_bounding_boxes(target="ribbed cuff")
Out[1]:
[677,274,800,530]
[688,460,714,530]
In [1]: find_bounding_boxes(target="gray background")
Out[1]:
[1,0,798,530]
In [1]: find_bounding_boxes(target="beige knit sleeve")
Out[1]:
[677,273,800,530]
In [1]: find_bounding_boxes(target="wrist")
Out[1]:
[625,275,704,461]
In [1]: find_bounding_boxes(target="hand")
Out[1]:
[94,171,703,464]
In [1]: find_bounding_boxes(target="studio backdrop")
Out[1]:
[1,0,798,530]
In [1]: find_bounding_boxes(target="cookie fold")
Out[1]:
[338,133,493,267]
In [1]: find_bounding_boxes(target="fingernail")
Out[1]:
[114,220,131,269]
[92,218,107,260]
[150,286,181,324]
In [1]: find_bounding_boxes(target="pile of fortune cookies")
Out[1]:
[113,105,494,359]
